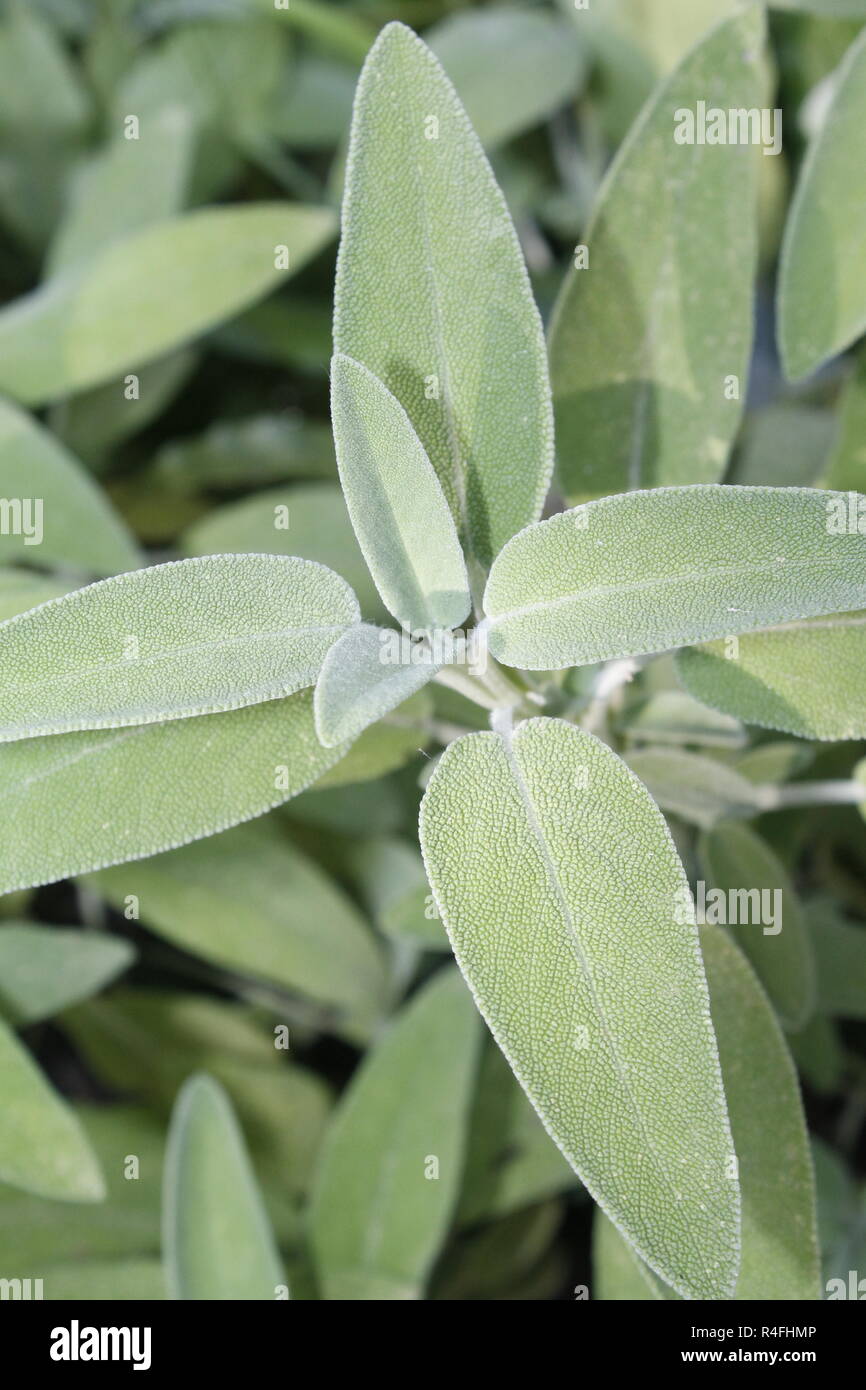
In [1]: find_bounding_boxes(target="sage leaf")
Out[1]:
[183,481,387,623]
[457,1036,578,1227]
[809,900,866,1019]
[0,688,343,895]
[0,555,359,741]
[0,398,139,577]
[419,717,740,1300]
[0,1019,105,1202]
[676,613,866,740]
[0,570,69,623]
[625,748,767,828]
[483,486,866,670]
[344,836,449,953]
[163,1073,285,1300]
[82,821,388,1042]
[700,926,820,1299]
[826,349,866,492]
[778,24,866,380]
[0,924,134,1026]
[0,203,336,404]
[428,7,585,149]
[594,926,821,1300]
[698,823,816,1030]
[548,9,762,500]
[309,968,481,1300]
[334,22,553,567]
[314,623,439,749]
[622,690,747,749]
[42,1258,165,1302]
[330,355,470,632]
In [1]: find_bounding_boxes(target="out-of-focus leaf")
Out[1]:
[622,690,746,749]
[311,689,432,789]
[344,836,448,953]
[0,570,70,623]
[215,297,333,376]
[276,55,355,149]
[183,481,385,622]
[0,555,358,740]
[483,487,866,670]
[549,10,762,500]
[42,1258,165,1301]
[698,823,816,1030]
[0,1019,105,1202]
[0,204,336,404]
[779,24,866,380]
[458,1037,579,1227]
[310,969,480,1300]
[625,748,766,827]
[433,1201,563,1301]
[0,688,344,895]
[789,1014,845,1095]
[83,821,387,1041]
[676,614,866,740]
[826,349,866,492]
[809,899,866,1018]
[420,718,740,1300]
[48,106,194,274]
[812,1139,866,1293]
[314,623,439,748]
[0,0,89,138]
[0,924,133,1025]
[334,23,553,568]
[428,8,584,149]
[330,355,470,632]
[53,350,198,466]
[0,398,139,576]
[728,403,835,488]
[0,1104,163,1267]
[164,1073,285,1300]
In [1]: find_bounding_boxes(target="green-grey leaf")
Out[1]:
[698,823,816,1030]
[0,397,139,576]
[419,717,739,1300]
[0,569,70,623]
[0,203,336,404]
[778,24,866,380]
[330,355,470,631]
[309,968,480,1300]
[47,105,194,274]
[483,486,866,670]
[314,623,439,748]
[458,1036,579,1227]
[182,481,386,623]
[0,555,358,740]
[809,899,866,1019]
[594,925,820,1300]
[0,688,343,895]
[626,748,767,828]
[428,7,585,149]
[334,22,553,567]
[549,9,762,501]
[42,1258,165,1302]
[826,349,866,492]
[82,821,387,1042]
[0,924,134,1026]
[344,836,449,953]
[0,1018,105,1201]
[677,612,866,740]
[622,690,747,749]
[163,1073,285,1300]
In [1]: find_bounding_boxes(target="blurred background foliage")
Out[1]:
[1,0,865,1300]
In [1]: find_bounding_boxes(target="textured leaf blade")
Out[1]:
[0,398,139,577]
[0,555,358,741]
[0,1019,105,1202]
[314,623,438,748]
[0,924,134,1026]
[698,823,816,1030]
[419,717,739,1300]
[0,689,343,895]
[594,926,820,1300]
[483,486,866,670]
[309,969,481,1300]
[334,22,553,567]
[163,1073,285,1300]
[0,203,336,404]
[330,355,470,631]
[779,25,866,381]
[549,9,762,500]
[676,613,866,740]
[82,821,388,1041]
